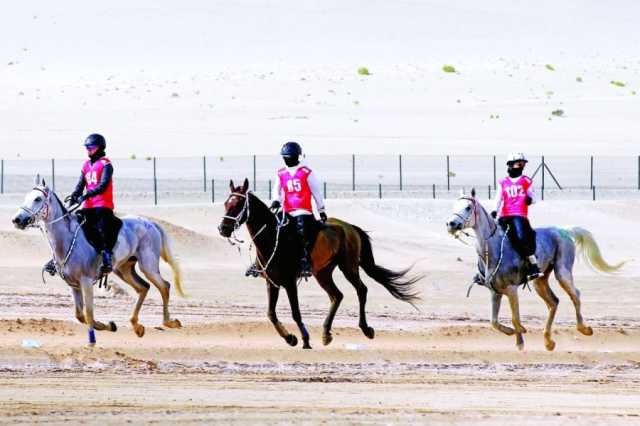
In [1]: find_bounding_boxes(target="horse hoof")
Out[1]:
[109,321,117,332]
[303,343,312,350]
[286,334,298,347]
[322,333,333,346]
[578,325,593,336]
[134,324,145,338]
[545,340,556,351]
[163,319,182,329]
[362,326,375,339]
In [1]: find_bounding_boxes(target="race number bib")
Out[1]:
[287,179,302,192]
[85,171,98,185]
[505,185,524,198]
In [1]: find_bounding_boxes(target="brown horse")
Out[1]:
[218,179,421,349]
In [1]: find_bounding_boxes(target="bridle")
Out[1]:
[20,186,84,283]
[220,190,288,287]
[453,196,498,240]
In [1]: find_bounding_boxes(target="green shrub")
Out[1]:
[357,67,370,76]
[442,64,456,73]
[576,76,583,82]
[610,80,625,87]
[551,109,564,117]
[129,154,137,160]
[545,64,555,71]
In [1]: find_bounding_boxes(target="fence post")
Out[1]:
[252,155,257,192]
[432,183,436,199]
[211,179,215,203]
[51,158,55,192]
[592,186,596,201]
[352,154,355,191]
[637,155,639,190]
[488,184,491,199]
[590,156,594,189]
[541,155,545,201]
[153,157,158,205]
[399,154,403,191]
[268,179,272,199]
[446,155,450,191]
[323,181,327,199]
[493,155,497,189]
[203,156,207,192]
[0,159,3,194]
[378,183,382,199]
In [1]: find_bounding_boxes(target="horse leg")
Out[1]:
[340,265,375,339]
[71,287,85,324]
[315,266,343,346]
[284,283,311,349]
[114,260,150,337]
[532,275,559,351]
[266,281,297,347]
[490,292,515,336]
[138,254,181,329]
[503,285,527,350]
[555,267,593,336]
[79,280,114,334]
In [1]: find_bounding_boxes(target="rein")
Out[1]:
[222,191,287,288]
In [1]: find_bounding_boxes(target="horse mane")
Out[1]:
[51,190,69,215]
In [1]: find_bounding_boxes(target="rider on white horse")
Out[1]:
[492,152,542,281]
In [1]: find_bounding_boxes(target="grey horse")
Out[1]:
[12,175,185,345]
[446,188,625,351]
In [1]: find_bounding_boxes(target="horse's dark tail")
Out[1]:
[353,225,422,306]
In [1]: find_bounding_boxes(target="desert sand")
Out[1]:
[0,198,639,424]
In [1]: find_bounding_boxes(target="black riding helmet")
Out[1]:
[280,141,303,167]
[84,133,106,150]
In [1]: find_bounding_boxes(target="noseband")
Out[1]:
[19,187,51,227]
[220,192,251,243]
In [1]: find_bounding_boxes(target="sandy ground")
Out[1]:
[0,198,639,424]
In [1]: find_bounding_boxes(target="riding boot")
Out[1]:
[100,250,113,275]
[43,259,56,276]
[526,255,542,281]
[295,216,313,279]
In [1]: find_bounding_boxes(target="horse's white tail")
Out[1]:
[155,223,186,298]
[565,227,627,273]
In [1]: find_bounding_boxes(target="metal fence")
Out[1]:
[0,155,638,205]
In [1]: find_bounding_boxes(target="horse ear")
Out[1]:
[42,178,47,188]
[229,179,234,191]
[242,178,249,192]
[34,173,41,186]
[471,187,476,198]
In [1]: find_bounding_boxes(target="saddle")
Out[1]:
[76,211,123,252]
[283,214,325,250]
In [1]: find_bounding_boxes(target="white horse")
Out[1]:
[12,175,185,345]
[446,188,625,351]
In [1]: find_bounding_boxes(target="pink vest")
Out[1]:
[499,175,532,218]
[278,166,313,213]
[81,157,114,209]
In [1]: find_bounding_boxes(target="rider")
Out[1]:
[44,133,116,276]
[269,141,327,278]
[491,152,542,281]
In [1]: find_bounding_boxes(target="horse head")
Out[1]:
[218,178,251,238]
[12,174,54,230]
[446,187,479,234]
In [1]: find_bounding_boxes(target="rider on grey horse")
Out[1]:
[44,133,116,276]
[475,152,542,285]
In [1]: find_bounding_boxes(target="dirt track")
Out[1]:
[0,201,639,424]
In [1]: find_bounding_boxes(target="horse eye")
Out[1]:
[465,206,471,211]
[35,197,42,202]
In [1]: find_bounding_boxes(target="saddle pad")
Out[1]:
[79,213,123,252]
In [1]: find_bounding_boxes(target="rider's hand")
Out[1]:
[320,212,328,223]
[490,210,497,219]
[269,200,281,212]
[525,196,533,205]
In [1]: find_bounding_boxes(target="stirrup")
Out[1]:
[299,259,312,279]
[43,260,57,277]
[245,264,261,278]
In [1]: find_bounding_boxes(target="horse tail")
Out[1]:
[155,223,187,297]
[565,227,627,273]
[353,225,422,306]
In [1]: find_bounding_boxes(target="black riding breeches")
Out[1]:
[498,216,536,258]
[81,208,116,252]
[294,214,314,253]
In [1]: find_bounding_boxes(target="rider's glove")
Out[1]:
[490,210,497,219]
[525,196,533,206]
[269,200,281,212]
[319,212,328,223]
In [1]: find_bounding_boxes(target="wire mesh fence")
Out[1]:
[0,155,638,206]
